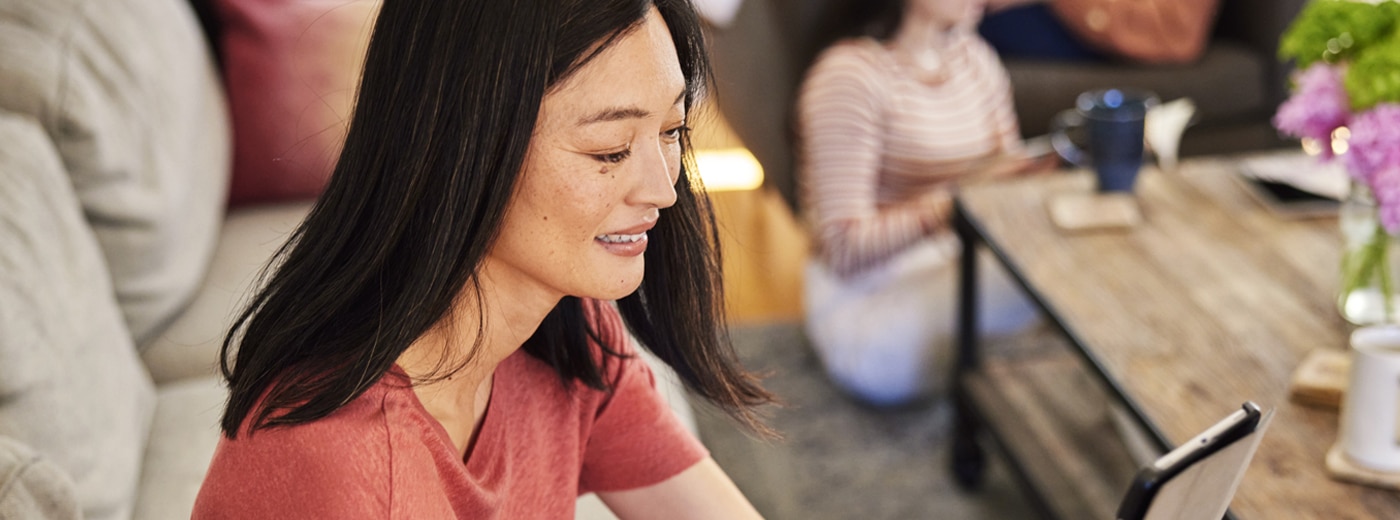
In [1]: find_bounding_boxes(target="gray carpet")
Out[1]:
[693,321,1038,520]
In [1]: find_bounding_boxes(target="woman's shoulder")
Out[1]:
[957,32,1009,72]
[800,38,893,106]
[194,384,398,517]
[216,382,396,467]
[809,37,889,74]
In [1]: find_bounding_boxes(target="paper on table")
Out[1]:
[1145,98,1196,172]
[1238,153,1351,201]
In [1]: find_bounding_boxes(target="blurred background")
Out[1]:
[691,0,1306,518]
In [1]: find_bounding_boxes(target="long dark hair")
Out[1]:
[220,0,771,438]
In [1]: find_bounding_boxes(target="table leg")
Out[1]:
[950,391,986,489]
[950,205,986,489]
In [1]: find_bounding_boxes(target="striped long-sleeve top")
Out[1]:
[798,34,1022,278]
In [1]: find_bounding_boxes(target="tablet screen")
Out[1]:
[1117,405,1275,520]
[1143,414,1271,520]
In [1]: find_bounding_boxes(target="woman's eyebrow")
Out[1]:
[576,91,686,126]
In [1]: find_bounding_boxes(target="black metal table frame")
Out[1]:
[947,197,1236,520]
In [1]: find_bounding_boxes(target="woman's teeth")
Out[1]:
[596,232,646,244]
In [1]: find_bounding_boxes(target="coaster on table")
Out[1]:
[1047,192,1142,232]
[1289,349,1350,410]
[1327,444,1400,490]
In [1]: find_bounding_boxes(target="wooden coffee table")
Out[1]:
[948,155,1400,519]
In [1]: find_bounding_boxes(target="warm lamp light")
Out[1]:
[695,147,764,192]
[690,103,763,192]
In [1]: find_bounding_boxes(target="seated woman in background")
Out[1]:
[797,0,1048,407]
[194,0,770,517]
[980,0,1221,63]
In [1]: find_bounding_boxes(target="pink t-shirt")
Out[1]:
[193,304,707,518]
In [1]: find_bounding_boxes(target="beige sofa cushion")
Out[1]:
[0,0,231,347]
[143,201,316,384]
[133,377,227,520]
[0,112,155,520]
[0,436,81,520]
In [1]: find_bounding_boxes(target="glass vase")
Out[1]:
[1338,181,1400,325]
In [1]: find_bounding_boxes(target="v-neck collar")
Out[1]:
[392,357,507,469]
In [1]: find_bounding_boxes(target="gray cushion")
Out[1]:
[0,0,231,347]
[133,377,226,520]
[0,111,156,520]
[0,436,81,520]
[1005,41,1269,136]
[143,201,315,384]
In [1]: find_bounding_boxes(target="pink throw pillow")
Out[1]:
[217,0,379,206]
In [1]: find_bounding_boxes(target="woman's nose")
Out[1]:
[631,138,679,209]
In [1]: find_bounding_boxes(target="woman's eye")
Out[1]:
[662,125,689,141]
[593,148,632,164]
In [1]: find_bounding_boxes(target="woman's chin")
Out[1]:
[596,280,643,301]
[594,271,645,301]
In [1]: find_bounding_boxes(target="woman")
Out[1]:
[193,0,770,517]
[798,0,1043,406]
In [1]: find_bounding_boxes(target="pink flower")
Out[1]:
[1350,105,1400,232]
[1273,64,1351,156]
[1372,166,1400,234]
[1346,104,1400,183]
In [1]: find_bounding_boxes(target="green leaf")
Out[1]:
[1280,0,1400,68]
[1345,30,1400,110]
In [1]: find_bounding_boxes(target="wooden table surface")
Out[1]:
[958,155,1400,519]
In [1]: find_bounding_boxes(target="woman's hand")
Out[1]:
[1022,150,1063,173]
[964,151,1060,186]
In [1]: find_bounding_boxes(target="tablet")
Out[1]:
[1234,175,1340,218]
[1116,402,1275,520]
[1234,154,1347,219]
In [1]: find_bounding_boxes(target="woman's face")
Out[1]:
[483,7,686,303]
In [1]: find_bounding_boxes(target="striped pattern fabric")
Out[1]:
[798,34,1021,277]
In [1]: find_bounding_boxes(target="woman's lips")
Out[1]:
[595,231,648,256]
[595,222,655,257]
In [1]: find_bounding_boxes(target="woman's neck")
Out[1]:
[397,258,561,456]
[890,16,953,55]
[888,16,962,84]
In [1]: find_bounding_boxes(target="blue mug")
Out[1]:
[1051,89,1159,192]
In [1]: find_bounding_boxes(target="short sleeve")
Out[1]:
[577,306,708,493]
[192,393,394,519]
